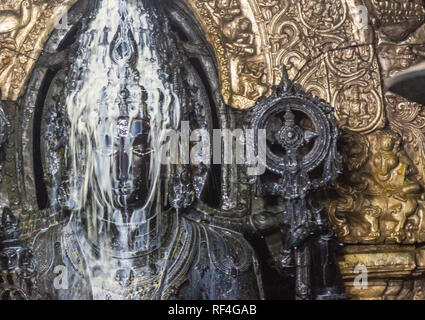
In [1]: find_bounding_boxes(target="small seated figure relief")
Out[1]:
[222,16,256,57]
[329,130,423,243]
[236,62,268,100]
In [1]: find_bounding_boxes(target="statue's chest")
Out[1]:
[64,242,170,300]
[87,265,165,300]
[59,219,197,300]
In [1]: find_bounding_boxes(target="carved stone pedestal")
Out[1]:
[338,245,425,299]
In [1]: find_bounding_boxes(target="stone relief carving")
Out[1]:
[186,0,272,109]
[325,0,425,247]
[0,0,77,101]
[328,129,425,244]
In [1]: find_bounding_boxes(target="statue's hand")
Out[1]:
[249,211,282,235]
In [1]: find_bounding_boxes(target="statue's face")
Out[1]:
[94,116,152,211]
[369,0,425,41]
[216,0,240,19]
[380,136,395,152]
[239,19,251,32]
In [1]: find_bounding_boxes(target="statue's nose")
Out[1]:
[117,137,130,183]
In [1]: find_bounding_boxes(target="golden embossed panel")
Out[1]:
[0,0,77,101]
[186,0,425,299]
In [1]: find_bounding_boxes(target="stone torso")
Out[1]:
[32,214,262,300]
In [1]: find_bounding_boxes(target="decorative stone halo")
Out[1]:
[247,71,337,177]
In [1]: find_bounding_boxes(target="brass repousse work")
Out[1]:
[0,0,77,101]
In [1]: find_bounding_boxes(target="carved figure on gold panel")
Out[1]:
[298,0,347,32]
[329,130,423,243]
[0,0,31,36]
[222,16,255,57]
[302,1,330,23]
[337,82,376,131]
[343,84,368,118]
[321,0,425,248]
[213,0,241,22]
[236,62,268,100]
[366,131,421,242]
[0,0,31,49]
[328,182,367,239]
[190,0,264,108]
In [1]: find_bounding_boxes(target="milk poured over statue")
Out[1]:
[32,0,263,300]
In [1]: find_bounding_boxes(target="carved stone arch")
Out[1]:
[166,1,238,209]
[16,0,230,223]
[15,0,93,224]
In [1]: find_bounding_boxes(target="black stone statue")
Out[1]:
[28,0,262,300]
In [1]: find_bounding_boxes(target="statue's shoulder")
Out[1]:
[181,218,262,299]
[31,222,91,299]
